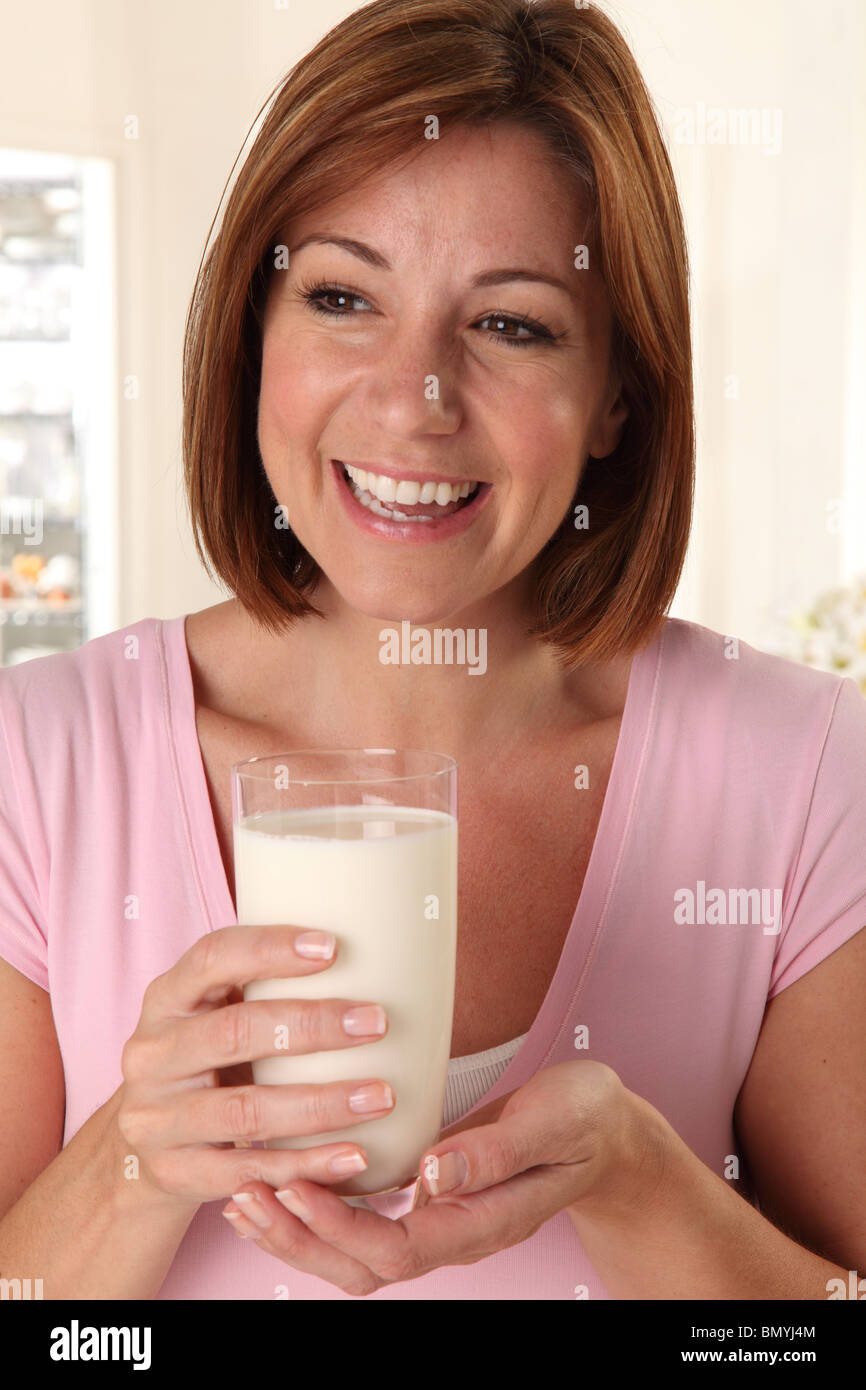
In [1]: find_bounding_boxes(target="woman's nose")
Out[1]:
[361,321,463,435]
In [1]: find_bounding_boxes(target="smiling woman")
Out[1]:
[0,0,865,1310]
[252,120,630,580]
[183,0,693,660]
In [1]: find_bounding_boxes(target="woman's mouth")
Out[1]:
[331,460,492,542]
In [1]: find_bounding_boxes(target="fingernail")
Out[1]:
[222,1209,258,1238]
[295,931,336,959]
[341,1004,387,1036]
[231,1192,272,1230]
[275,1186,311,1221]
[348,1081,394,1113]
[327,1149,368,1176]
[424,1150,468,1195]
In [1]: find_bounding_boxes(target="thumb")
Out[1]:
[409,1089,518,1208]
[419,1103,544,1198]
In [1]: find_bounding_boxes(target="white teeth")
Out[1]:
[346,477,435,522]
[343,463,476,507]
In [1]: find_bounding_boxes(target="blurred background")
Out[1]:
[0,0,863,682]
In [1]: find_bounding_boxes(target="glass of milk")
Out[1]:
[231,748,457,1197]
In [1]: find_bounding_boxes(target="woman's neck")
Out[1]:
[219,586,632,760]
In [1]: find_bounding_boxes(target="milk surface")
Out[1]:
[233,804,457,1195]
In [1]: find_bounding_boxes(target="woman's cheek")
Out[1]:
[259,345,334,444]
[512,401,587,502]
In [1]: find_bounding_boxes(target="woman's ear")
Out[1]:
[587,380,629,460]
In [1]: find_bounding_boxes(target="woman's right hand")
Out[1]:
[117,924,392,1206]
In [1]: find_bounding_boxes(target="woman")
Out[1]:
[1,0,864,1301]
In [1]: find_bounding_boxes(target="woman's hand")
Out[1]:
[117,924,396,1210]
[222,1059,662,1295]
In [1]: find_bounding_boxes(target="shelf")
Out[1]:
[0,254,79,268]
[0,152,116,651]
[0,410,74,420]
[0,599,82,625]
[0,335,71,344]
[0,522,82,534]
[1,595,81,608]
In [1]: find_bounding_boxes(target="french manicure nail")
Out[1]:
[231,1192,272,1230]
[348,1081,394,1113]
[342,1004,387,1036]
[425,1150,468,1195]
[275,1186,311,1221]
[222,1209,257,1238]
[327,1149,368,1176]
[294,931,336,959]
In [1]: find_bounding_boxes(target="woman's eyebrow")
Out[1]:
[289,232,576,297]
[291,232,389,268]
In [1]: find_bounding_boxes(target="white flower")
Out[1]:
[764,575,866,696]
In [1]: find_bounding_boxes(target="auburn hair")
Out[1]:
[182,0,694,667]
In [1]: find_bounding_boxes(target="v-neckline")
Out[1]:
[161,611,665,1086]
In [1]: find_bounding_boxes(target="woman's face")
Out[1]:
[258,121,627,625]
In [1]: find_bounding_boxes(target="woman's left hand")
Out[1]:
[221,1060,661,1296]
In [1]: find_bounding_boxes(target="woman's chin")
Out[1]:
[309,573,464,627]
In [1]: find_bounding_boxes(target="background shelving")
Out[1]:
[0,148,116,666]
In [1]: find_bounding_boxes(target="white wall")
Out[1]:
[603,0,866,647]
[1,0,863,646]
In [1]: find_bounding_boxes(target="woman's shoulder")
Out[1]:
[649,615,866,792]
[660,614,863,721]
[0,615,173,743]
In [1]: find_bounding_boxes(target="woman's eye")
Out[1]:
[300,283,557,349]
[477,312,555,348]
[302,284,370,316]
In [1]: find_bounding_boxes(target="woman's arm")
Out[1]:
[566,1090,848,1299]
[0,957,199,1300]
[566,926,866,1298]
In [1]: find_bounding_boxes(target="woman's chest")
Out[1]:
[196,706,617,1057]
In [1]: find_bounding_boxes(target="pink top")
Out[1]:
[1,613,865,1300]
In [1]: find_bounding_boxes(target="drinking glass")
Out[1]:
[231,748,458,1197]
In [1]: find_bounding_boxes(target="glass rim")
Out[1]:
[231,746,457,787]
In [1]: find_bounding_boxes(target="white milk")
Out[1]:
[233,804,457,1196]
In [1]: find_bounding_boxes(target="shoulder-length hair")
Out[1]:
[183,0,694,668]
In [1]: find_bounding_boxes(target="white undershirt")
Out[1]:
[442,1031,529,1128]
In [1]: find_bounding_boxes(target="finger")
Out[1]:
[127,1075,395,1147]
[142,925,339,1019]
[254,1169,569,1284]
[421,1106,577,1197]
[225,1181,386,1297]
[221,1208,262,1239]
[408,1089,520,1207]
[133,1135,379,1205]
[219,985,250,1090]
[412,1166,574,1265]
[258,1178,425,1286]
[138,997,389,1082]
